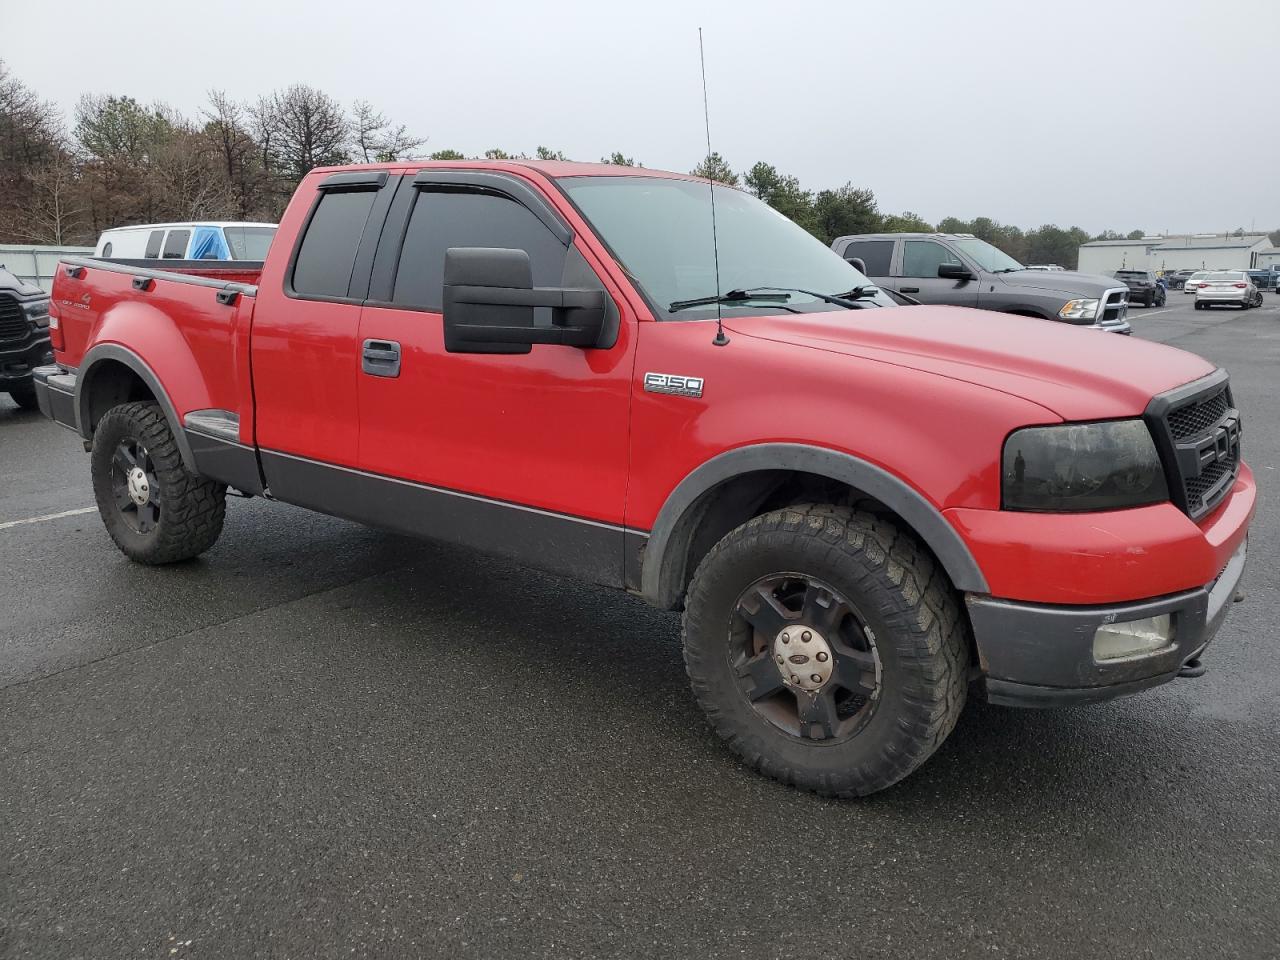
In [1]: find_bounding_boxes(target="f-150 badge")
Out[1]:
[644,372,704,398]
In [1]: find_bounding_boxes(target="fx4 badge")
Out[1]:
[644,372,704,399]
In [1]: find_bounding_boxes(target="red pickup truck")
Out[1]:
[34,161,1254,797]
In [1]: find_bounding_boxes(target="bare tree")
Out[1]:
[202,90,267,218]
[0,60,67,242]
[22,156,87,243]
[253,84,349,184]
[351,99,424,163]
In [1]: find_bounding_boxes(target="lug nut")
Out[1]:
[790,675,800,684]
[816,651,829,662]
[802,631,811,641]
[781,634,790,644]
[811,674,822,683]
[776,655,784,664]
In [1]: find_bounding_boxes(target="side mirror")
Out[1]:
[442,247,608,355]
[846,256,868,274]
[938,262,974,282]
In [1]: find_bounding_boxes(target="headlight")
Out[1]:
[1002,420,1169,512]
[22,299,51,329]
[1058,298,1100,320]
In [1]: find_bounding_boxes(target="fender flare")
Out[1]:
[76,343,198,473]
[640,443,989,606]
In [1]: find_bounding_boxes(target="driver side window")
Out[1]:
[901,241,963,279]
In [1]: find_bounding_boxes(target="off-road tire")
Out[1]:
[91,401,226,564]
[682,504,969,798]
[8,385,39,410]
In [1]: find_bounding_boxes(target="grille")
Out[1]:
[0,294,28,342]
[1154,380,1240,520]
[1101,290,1128,324]
[1184,455,1235,516]
[1167,389,1229,441]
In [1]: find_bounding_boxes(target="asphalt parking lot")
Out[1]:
[3,296,1279,959]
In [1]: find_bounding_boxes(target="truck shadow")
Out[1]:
[326,522,1227,825]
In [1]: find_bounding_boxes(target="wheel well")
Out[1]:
[83,360,157,434]
[663,469,940,605]
[1004,309,1046,320]
[660,468,977,670]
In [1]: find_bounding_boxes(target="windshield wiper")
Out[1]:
[668,285,876,314]
[668,288,792,313]
[991,267,1024,274]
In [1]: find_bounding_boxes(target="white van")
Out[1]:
[94,222,277,262]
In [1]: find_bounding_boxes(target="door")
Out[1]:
[355,173,635,584]
[895,239,981,306]
[251,171,398,470]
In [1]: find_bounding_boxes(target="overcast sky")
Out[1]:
[5,0,1276,235]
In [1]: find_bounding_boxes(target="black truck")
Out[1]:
[0,266,53,410]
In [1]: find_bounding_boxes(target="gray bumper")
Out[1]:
[32,364,78,431]
[969,539,1247,707]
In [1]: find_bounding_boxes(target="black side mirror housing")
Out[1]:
[846,256,868,274]
[442,247,608,355]
[938,262,974,282]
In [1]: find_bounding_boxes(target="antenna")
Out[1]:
[698,27,729,347]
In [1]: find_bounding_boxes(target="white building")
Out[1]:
[1257,248,1280,270]
[1076,234,1272,275]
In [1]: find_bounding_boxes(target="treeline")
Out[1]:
[696,153,1156,270]
[3,61,1276,266]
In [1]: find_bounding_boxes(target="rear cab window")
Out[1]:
[840,240,894,277]
[291,190,381,299]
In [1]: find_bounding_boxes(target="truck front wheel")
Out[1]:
[90,401,227,564]
[682,505,968,797]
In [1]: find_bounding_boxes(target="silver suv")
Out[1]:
[832,233,1131,334]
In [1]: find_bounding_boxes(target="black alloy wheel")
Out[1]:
[111,437,162,534]
[731,573,881,742]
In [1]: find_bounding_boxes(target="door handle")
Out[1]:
[361,339,401,378]
[900,286,920,294]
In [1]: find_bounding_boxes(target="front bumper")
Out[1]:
[970,538,1247,707]
[0,331,53,390]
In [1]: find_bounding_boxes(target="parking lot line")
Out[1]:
[0,506,96,531]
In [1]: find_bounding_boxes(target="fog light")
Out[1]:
[1093,615,1173,662]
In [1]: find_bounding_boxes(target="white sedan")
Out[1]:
[1182,271,1209,294]
[1194,271,1261,310]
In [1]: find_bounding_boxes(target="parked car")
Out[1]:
[1245,269,1276,292]
[1182,270,1210,294]
[0,265,53,410]
[833,233,1131,333]
[1166,269,1196,290]
[33,161,1253,798]
[1195,271,1261,310]
[1114,269,1167,307]
[94,222,277,261]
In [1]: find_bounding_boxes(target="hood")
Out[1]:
[995,269,1125,297]
[0,266,45,298]
[726,306,1215,422]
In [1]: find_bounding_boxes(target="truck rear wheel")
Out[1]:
[90,401,227,564]
[682,504,968,797]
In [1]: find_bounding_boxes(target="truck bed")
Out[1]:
[49,256,260,446]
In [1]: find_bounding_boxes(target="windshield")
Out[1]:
[223,226,277,261]
[558,176,895,317]
[949,238,1024,272]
